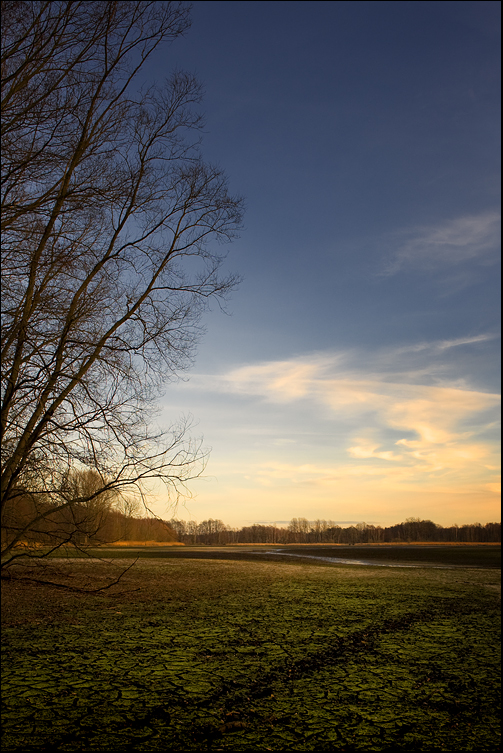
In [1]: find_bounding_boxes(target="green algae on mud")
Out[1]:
[1,558,500,751]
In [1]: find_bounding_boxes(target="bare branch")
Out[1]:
[1,1,243,564]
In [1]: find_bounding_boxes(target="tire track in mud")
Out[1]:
[144,600,483,747]
[45,608,440,749]
[205,604,453,706]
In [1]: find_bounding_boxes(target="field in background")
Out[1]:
[80,542,502,569]
[104,540,500,547]
[1,550,501,751]
[106,540,184,546]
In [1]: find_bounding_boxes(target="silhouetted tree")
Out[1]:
[1,1,243,565]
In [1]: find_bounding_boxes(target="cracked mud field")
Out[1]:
[1,547,500,751]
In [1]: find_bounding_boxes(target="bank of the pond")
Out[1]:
[73,543,501,569]
[258,550,485,568]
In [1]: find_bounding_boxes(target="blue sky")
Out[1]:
[146,1,500,528]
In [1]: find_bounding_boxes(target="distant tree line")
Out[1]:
[166,517,501,546]
[1,470,177,556]
[3,485,499,556]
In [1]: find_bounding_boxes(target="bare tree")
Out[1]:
[1,1,243,565]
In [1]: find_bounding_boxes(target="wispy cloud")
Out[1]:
[348,438,403,461]
[381,210,500,277]
[164,338,500,524]
[224,357,329,401]
[217,334,499,398]
[203,341,500,496]
[393,333,497,354]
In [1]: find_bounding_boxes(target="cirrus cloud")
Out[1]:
[215,341,500,496]
[380,210,501,277]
